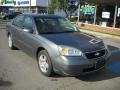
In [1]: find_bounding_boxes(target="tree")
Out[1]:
[49,0,80,19]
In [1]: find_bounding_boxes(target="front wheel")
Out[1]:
[38,50,53,77]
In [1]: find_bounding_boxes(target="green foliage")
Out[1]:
[49,0,69,16]
[49,0,80,18]
[49,0,68,10]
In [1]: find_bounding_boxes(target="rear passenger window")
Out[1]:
[12,15,24,28]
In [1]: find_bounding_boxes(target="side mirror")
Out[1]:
[23,28,33,33]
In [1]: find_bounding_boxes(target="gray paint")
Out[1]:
[6,14,108,76]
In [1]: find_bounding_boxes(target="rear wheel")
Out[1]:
[38,50,53,77]
[8,34,16,50]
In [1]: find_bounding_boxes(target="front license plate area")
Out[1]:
[95,60,106,69]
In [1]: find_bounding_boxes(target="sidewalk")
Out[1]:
[77,22,120,36]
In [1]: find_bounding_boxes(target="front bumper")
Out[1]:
[53,55,107,76]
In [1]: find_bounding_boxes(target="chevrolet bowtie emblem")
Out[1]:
[95,52,100,56]
[89,39,100,44]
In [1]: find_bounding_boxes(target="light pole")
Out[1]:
[29,0,31,13]
[77,3,80,22]
[13,0,15,11]
[113,3,118,28]
[47,0,49,14]
[77,0,81,22]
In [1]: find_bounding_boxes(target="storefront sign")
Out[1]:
[117,8,120,17]
[3,0,15,6]
[3,0,14,4]
[102,12,110,19]
[17,0,29,5]
[15,0,30,6]
[81,6,95,14]
[2,0,44,7]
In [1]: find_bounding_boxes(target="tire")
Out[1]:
[8,34,16,50]
[38,50,53,77]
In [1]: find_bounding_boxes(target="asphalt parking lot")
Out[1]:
[0,22,120,90]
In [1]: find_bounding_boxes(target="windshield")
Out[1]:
[34,16,79,34]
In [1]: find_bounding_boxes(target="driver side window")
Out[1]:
[23,16,34,30]
[12,15,24,28]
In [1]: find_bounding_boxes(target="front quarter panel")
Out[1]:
[33,35,60,59]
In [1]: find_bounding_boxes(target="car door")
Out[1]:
[18,16,37,57]
[10,15,25,49]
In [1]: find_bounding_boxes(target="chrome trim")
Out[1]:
[85,48,106,53]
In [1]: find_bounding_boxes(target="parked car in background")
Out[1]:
[6,14,109,77]
[0,11,21,20]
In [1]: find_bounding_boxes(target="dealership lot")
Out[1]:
[0,23,120,90]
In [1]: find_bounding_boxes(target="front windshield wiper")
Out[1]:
[39,31,79,34]
[61,31,79,33]
[40,32,60,34]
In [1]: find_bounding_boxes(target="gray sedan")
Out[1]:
[6,14,108,76]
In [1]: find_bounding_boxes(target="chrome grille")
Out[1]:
[85,49,106,59]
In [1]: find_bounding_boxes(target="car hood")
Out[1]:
[40,32,104,52]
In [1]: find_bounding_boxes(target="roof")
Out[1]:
[21,13,61,18]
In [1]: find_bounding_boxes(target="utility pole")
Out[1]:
[113,3,118,28]
[47,0,49,14]
[94,4,97,24]
[77,3,80,22]
[29,0,31,13]
[77,0,81,22]
[13,0,15,11]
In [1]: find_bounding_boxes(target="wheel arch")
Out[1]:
[7,32,10,37]
[36,47,46,60]
[36,47,54,76]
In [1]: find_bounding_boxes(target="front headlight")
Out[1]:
[58,45,82,56]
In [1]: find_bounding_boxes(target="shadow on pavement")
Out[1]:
[76,45,120,82]
[0,79,12,86]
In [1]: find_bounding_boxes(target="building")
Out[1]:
[82,0,120,28]
[0,0,3,5]
[1,0,120,28]
[1,0,79,15]
[0,0,10,13]
[1,0,49,13]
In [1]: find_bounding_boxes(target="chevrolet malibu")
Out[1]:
[6,14,108,76]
